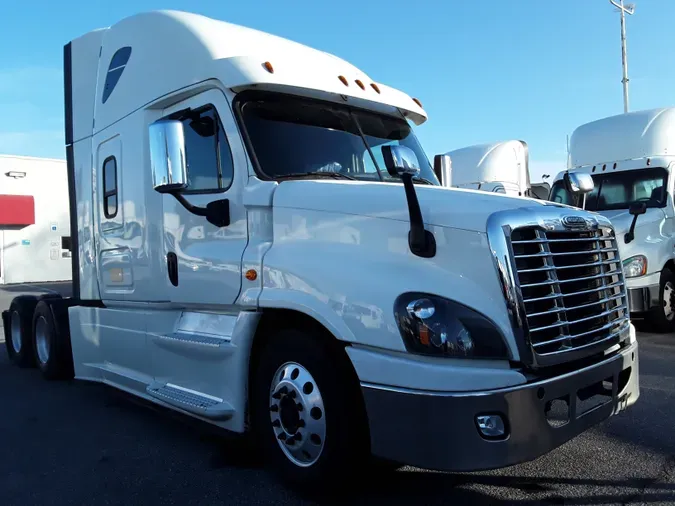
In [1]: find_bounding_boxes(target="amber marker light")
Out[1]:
[245,269,258,281]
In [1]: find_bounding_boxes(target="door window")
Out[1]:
[180,106,234,193]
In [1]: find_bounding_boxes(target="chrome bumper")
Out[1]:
[361,341,639,472]
[628,284,659,313]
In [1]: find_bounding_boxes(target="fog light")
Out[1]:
[476,414,506,438]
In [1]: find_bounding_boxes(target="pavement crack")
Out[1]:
[621,455,675,505]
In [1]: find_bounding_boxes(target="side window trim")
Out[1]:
[175,103,235,195]
[102,156,118,219]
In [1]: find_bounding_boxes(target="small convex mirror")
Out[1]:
[381,145,421,178]
[629,201,647,216]
[149,119,188,193]
[563,171,594,195]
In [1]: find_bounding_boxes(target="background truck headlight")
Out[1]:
[623,255,647,278]
[394,293,509,359]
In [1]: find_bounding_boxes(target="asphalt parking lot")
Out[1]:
[1,283,674,505]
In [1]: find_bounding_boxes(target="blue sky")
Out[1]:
[2,0,674,182]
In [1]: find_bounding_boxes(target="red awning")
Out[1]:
[0,194,35,227]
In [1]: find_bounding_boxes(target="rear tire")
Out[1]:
[648,268,675,333]
[31,299,75,380]
[251,328,369,495]
[6,296,40,367]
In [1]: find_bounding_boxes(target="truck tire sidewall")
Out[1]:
[651,268,675,333]
[251,329,368,493]
[31,300,74,380]
[7,297,39,368]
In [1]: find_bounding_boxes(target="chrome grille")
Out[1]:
[510,226,630,360]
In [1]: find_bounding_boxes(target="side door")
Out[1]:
[160,89,247,306]
[93,132,153,388]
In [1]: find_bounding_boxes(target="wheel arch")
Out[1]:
[246,308,366,428]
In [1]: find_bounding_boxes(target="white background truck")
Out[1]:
[3,10,638,492]
[550,107,675,332]
[443,140,549,199]
[0,155,72,284]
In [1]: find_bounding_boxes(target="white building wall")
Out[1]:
[0,154,72,284]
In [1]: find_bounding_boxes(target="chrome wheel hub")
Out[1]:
[269,362,326,467]
[664,281,675,321]
[35,315,50,365]
[10,310,22,353]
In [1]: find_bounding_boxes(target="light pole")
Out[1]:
[609,0,635,113]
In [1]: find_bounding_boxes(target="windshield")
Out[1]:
[239,94,439,185]
[549,167,669,211]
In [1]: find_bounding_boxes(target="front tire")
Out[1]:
[251,328,369,493]
[648,268,675,333]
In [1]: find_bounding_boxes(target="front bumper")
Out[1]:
[361,341,639,472]
[628,284,660,313]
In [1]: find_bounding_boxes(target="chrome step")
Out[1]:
[147,383,234,420]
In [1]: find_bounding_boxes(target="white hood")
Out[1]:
[597,208,665,236]
[272,180,549,233]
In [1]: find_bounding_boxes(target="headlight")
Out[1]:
[623,255,647,278]
[394,293,510,359]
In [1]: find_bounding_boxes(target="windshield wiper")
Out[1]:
[412,176,434,185]
[275,172,356,181]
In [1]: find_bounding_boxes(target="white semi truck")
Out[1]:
[550,107,675,332]
[3,10,639,491]
[443,140,550,199]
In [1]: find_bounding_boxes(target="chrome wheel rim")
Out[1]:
[10,311,22,353]
[35,315,50,365]
[269,362,326,467]
[664,281,675,321]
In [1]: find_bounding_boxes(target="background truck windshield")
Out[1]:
[240,94,439,184]
[550,167,669,211]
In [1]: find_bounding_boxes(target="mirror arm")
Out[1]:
[172,191,209,217]
[624,214,640,244]
[401,174,436,258]
[170,192,230,228]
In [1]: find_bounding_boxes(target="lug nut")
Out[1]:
[297,419,306,428]
[270,405,279,412]
[285,438,295,446]
[272,419,281,428]
[278,433,286,441]
[288,390,297,399]
[279,386,288,395]
[296,403,303,411]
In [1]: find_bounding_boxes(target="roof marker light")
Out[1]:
[338,75,349,86]
[355,79,365,90]
[613,163,617,169]
[602,164,607,171]
[412,97,423,108]
[370,83,381,94]
[647,158,651,165]
[263,61,274,74]
[592,166,596,172]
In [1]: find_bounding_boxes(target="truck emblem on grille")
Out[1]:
[561,215,591,229]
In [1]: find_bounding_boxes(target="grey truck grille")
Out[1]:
[510,226,630,360]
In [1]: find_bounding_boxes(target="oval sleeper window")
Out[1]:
[102,46,132,104]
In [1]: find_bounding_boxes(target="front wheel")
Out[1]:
[251,328,369,493]
[648,268,675,333]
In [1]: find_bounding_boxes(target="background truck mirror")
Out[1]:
[149,119,188,193]
[433,154,452,186]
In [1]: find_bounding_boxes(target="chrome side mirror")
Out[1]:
[382,145,421,178]
[563,172,594,195]
[433,154,452,186]
[149,119,188,193]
